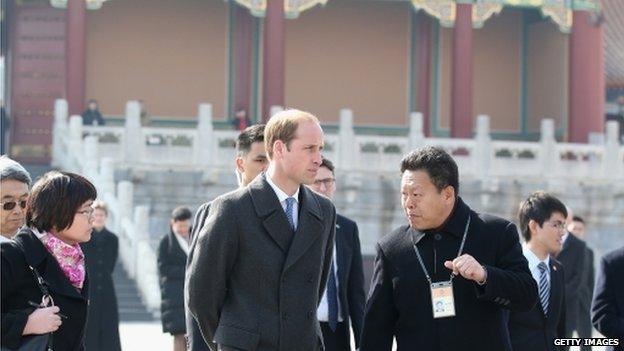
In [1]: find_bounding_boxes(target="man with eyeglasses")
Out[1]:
[506,191,567,351]
[0,156,31,242]
[307,158,365,351]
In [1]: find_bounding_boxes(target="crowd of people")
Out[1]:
[0,108,622,351]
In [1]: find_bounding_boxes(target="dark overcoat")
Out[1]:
[158,230,188,335]
[80,227,121,351]
[592,246,624,351]
[1,228,89,350]
[186,174,336,351]
[556,233,587,336]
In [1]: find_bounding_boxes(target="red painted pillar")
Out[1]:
[450,3,473,138]
[569,10,604,143]
[65,0,86,116]
[233,5,254,118]
[415,13,432,136]
[262,0,285,121]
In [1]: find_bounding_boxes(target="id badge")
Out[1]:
[431,280,456,318]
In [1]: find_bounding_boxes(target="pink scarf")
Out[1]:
[40,232,86,290]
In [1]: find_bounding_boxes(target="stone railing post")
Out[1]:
[408,112,425,151]
[68,115,83,172]
[474,115,492,179]
[195,103,215,168]
[539,119,557,177]
[134,205,150,242]
[100,157,115,197]
[52,99,68,167]
[117,181,134,221]
[338,109,356,170]
[124,100,142,163]
[603,120,623,179]
[83,135,99,181]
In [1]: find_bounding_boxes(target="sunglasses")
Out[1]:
[1,200,27,211]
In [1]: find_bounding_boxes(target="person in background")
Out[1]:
[0,155,31,242]
[506,191,567,351]
[1,171,96,350]
[592,246,624,351]
[307,158,366,351]
[81,200,121,351]
[81,99,105,126]
[158,206,192,351]
[567,215,595,350]
[231,108,251,131]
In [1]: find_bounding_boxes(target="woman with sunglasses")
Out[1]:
[0,155,31,242]
[1,171,97,350]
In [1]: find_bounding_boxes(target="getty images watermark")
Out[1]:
[554,338,621,348]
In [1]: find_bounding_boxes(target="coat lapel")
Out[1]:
[249,174,294,253]
[283,186,324,271]
[17,229,85,300]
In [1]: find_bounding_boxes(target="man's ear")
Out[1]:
[442,185,455,204]
[235,156,245,173]
[528,219,539,237]
[273,140,284,160]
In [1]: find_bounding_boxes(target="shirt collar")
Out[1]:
[426,197,470,238]
[266,173,300,204]
[523,246,550,270]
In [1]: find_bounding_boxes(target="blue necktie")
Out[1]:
[538,262,550,315]
[327,260,338,331]
[285,197,296,231]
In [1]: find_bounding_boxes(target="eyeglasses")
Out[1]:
[545,220,566,231]
[313,178,335,187]
[76,208,95,218]
[1,200,27,211]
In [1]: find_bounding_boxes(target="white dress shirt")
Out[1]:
[266,174,300,230]
[523,246,551,285]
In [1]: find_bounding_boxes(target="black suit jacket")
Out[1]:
[578,246,595,340]
[186,174,336,351]
[185,201,213,351]
[592,246,624,351]
[556,233,587,336]
[1,228,89,350]
[323,214,366,348]
[360,197,538,351]
[507,257,566,351]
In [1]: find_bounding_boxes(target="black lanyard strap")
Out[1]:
[411,215,471,285]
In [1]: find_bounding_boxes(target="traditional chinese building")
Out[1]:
[2,0,622,164]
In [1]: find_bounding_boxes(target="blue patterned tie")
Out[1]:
[285,197,296,231]
[327,260,339,331]
[538,262,550,315]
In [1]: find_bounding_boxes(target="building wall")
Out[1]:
[526,20,568,133]
[436,10,522,134]
[473,10,522,132]
[284,0,411,125]
[85,0,228,118]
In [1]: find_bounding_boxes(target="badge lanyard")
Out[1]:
[410,215,471,285]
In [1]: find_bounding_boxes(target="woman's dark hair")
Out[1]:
[400,146,459,196]
[26,171,97,232]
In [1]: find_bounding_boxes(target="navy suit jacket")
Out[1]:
[592,247,624,351]
[507,257,566,351]
[330,214,366,348]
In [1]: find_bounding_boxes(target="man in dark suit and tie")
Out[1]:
[185,124,268,351]
[360,147,537,351]
[567,215,595,350]
[557,209,588,338]
[307,158,366,351]
[507,191,567,351]
[187,110,336,351]
[592,246,624,351]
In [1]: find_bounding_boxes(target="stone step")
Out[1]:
[112,263,156,322]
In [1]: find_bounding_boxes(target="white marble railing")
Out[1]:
[50,99,624,310]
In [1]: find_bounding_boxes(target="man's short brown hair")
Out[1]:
[264,109,319,159]
[92,200,108,216]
